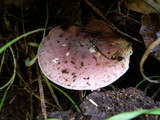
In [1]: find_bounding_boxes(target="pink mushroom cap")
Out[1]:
[38,19,133,90]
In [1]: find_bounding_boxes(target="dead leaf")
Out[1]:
[126,0,160,14]
[140,15,160,61]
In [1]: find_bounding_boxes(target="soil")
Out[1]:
[0,0,160,120]
[0,86,40,120]
[46,88,160,120]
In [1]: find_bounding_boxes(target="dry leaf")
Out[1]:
[126,0,160,14]
[140,15,160,61]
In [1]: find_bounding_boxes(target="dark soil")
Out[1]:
[0,86,40,120]
[0,0,160,120]
[46,87,160,120]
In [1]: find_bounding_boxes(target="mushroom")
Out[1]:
[38,19,132,90]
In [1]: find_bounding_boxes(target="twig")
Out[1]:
[84,0,142,43]
[27,67,33,120]
[36,54,47,119]
[20,5,27,53]
[87,37,110,59]
[37,72,47,119]
[140,38,160,83]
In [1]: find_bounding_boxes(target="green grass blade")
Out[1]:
[0,52,5,74]
[106,110,147,120]
[135,79,146,88]
[135,76,160,88]
[28,42,39,48]
[0,47,17,90]
[42,73,63,111]
[50,82,81,113]
[0,46,16,109]
[145,108,160,114]
[0,86,10,109]
[0,28,44,54]
[46,118,59,120]
[25,0,49,67]
[41,73,81,112]
[0,75,14,90]
[106,108,160,120]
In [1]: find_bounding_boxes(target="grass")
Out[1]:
[0,46,16,109]
[0,28,45,54]
[0,0,160,120]
[0,28,45,110]
[135,76,160,88]
[106,107,160,120]
[0,0,81,115]
[45,107,160,120]
[0,27,81,112]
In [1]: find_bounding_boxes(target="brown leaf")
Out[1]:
[140,15,160,61]
[126,0,160,14]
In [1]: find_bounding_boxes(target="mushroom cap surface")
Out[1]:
[38,19,132,90]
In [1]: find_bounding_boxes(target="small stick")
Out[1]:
[88,37,110,59]
[140,38,160,83]
[84,0,142,43]
[37,63,47,119]
[89,99,98,107]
